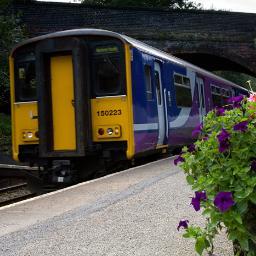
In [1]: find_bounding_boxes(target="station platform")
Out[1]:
[0,157,232,256]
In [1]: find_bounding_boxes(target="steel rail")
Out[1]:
[0,193,36,208]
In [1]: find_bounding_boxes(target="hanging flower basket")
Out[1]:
[176,94,256,255]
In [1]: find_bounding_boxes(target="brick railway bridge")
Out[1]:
[11,1,256,77]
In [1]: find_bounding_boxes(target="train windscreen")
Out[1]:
[14,51,37,102]
[13,38,126,101]
[91,42,125,97]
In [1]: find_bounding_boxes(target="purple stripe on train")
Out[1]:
[134,131,158,153]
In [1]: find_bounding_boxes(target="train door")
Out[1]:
[154,62,165,145]
[36,38,89,157]
[50,55,76,151]
[196,77,206,122]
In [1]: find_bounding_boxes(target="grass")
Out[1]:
[0,113,11,154]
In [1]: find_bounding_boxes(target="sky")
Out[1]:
[38,0,256,14]
[194,0,256,13]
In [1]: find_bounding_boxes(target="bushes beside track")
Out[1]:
[0,113,11,154]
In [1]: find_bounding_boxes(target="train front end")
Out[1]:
[10,30,134,184]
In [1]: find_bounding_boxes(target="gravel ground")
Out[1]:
[0,158,233,256]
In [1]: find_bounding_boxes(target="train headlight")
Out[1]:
[21,130,38,142]
[115,127,119,135]
[27,132,33,139]
[107,128,113,135]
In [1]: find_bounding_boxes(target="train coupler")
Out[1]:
[47,160,76,184]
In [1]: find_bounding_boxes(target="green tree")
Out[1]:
[214,71,256,92]
[0,0,26,113]
[81,0,202,10]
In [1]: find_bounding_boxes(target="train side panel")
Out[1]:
[131,49,159,154]
[130,47,248,155]
[167,65,199,147]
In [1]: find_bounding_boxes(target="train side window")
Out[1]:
[155,70,161,105]
[211,85,222,107]
[144,65,153,101]
[174,74,192,107]
[14,52,37,102]
[200,83,205,108]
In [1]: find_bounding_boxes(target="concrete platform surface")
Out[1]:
[0,157,233,256]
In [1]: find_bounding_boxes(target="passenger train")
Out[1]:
[9,29,248,184]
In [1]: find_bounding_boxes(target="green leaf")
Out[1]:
[186,175,195,185]
[236,201,248,214]
[249,193,256,204]
[239,237,249,251]
[195,237,206,255]
[235,187,253,199]
[234,214,243,225]
[183,233,194,238]
[228,230,238,241]
[202,208,211,216]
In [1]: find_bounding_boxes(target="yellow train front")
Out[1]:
[10,29,135,184]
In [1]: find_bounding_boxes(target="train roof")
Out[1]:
[12,28,248,92]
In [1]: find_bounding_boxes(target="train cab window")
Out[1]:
[92,43,124,96]
[14,52,37,102]
[144,65,153,101]
[174,74,192,107]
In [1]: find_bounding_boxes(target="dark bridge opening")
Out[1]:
[173,53,254,76]
[172,53,256,90]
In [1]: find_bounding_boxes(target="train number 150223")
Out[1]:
[97,109,122,117]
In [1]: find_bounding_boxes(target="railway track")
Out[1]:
[0,164,38,207]
[0,182,36,207]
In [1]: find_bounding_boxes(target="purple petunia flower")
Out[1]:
[188,144,196,153]
[233,121,248,133]
[217,129,230,143]
[226,95,244,108]
[174,155,185,166]
[177,219,189,231]
[227,95,244,104]
[195,191,207,201]
[251,160,256,171]
[216,107,225,116]
[191,197,201,211]
[192,124,203,138]
[203,136,209,141]
[219,140,230,153]
[214,192,235,212]
[191,191,207,211]
[217,129,231,153]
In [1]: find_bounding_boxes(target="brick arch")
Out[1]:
[10,1,256,77]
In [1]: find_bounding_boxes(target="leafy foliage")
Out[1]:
[81,0,202,10]
[0,1,26,113]
[214,71,256,92]
[178,95,256,255]
[0,113,11,154]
